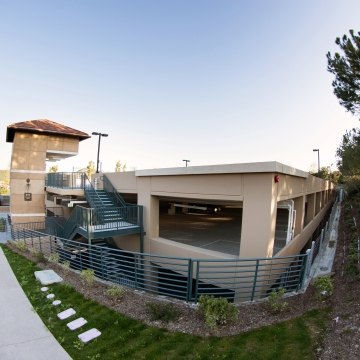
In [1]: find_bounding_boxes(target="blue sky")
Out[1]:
[1,0,360,172]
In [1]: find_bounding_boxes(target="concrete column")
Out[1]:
[182,203,189,214]
[168,203,175,215]
[239,174,277,258]
[137,177,159,253]
[305,193,315,225]
[10,133,47,224]
[315,192,321,214]
[293,196,305,236]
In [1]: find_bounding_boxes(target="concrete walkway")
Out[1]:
[0,247,71,360]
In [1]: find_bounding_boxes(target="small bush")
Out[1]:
[48,253,60,264]
[61,260,71,273]
[145,302,180,323]
[344,176,360,196]
[198,295,238,329]
[105,285,125,299]
[267,288,288,314]
[33,251,47,263]
[313,275,333,298]
[80,269,95,285]
[15,240,27,252]
[344,254,360,278]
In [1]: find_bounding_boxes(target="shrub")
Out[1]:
[267,288,288,314]
[15,240,27,252]
[33,251,47,263]
[145,301,180,323]
[344,176,360,196]
[61,260,71,273]
[344,253,360,278]
[105,285,125,299]
[313,275,333,298]
[80,269,95,285]
[48,253,60,264]
[198,295,238,329]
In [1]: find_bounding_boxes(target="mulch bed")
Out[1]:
[6,243,328,338]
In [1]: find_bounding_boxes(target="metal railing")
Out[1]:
[43,205,143,239]
[10,224,308,304]
[103,174,127,207]
[46,172,87,189]
[84,175,105,209]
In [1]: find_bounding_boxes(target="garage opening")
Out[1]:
[159,199,243,256]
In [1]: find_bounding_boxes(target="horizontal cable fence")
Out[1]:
[10,224,308,304]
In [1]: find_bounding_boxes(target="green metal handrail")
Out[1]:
[103,174,127,207]
[46,172,86,189]
[10,223,309,304]
[83,174,105,209]
[52,205,142,238]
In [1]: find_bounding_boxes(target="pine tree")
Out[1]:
[327,30,360,117]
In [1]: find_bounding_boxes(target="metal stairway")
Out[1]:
[85,189,124,224]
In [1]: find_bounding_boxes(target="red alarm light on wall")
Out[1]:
[274,175,280,183]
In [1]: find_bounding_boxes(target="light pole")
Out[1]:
[92,132,108,173]
[183,159,190,167]
[313,149,320,176]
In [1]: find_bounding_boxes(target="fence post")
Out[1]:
[39,234,42,253]
[251,260,260,301]
[100,247,105,280]
[320,229,325,249]
[135,254,139,289]
[305,249,311,276]
[194,261,200,303]
[309,241,315,267]
[186,259,193,302]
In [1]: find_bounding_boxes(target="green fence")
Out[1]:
[46,172,87,189]
[10,224,308,303]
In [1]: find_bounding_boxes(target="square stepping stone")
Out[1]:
[67,317,87,330]
[58,308,76,320]
[78,328,101,343]
[35,270,63,285]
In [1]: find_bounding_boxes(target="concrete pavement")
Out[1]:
[0,247,71,360]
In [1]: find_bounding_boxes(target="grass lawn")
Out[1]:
[2,245,329,360]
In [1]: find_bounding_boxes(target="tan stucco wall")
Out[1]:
[239,173,277,258]
[112,234,141,252]
[105,163,334,260]
[104,172,137,193]
[10,131,80,224]
[150,237,237,260]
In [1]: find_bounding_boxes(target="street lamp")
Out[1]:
[313,149,320,176]
[92,132,108,173]
[183,159,190,167]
